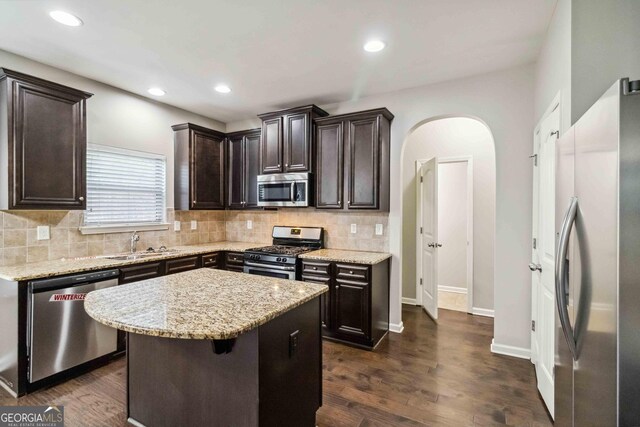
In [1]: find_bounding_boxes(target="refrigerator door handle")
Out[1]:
[555,196,579,360]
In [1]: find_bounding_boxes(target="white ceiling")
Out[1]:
[0,0,556,122]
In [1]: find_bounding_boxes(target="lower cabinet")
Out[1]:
[224,252,245,272]
[300,258,389,349]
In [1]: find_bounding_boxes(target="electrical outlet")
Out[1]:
[174,221,181,231]
[375,224,384,235]
[36,225,50,240]
[247,220,253,230]
[191,220,197,230]
[350,224,357,234]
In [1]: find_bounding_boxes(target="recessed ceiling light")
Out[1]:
[147,87,166,96]
[49,10,83,27]
[214,84,231,94]
[364,40,386,53]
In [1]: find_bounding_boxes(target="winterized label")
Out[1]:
[49,293,86,302]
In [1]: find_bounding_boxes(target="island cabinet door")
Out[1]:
[315,122,344,209]
[334,278,370,339]
[191,130,225,210]
[345,116,380,209]
[301,275,332,329]
[260,117,283,174]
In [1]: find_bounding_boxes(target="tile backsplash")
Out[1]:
[0,208,388,266]
[225,209,389,253]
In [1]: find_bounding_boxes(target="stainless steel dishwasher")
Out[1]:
[27,269,120,383]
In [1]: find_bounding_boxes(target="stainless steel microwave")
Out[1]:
[257,173,310,207]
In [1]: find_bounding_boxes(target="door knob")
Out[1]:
[427,243,435,248]
[435,243,442,248]
[528,263,542,272]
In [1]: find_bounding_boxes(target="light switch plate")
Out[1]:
[191,220,197,230]
[36,225,50,240]
[174,221,181,231]
[375,224,384,235]
[247,220,253,230]
[350,224,357,234]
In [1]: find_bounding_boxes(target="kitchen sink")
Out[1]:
[100,250,181,261]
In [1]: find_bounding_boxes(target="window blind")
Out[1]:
[85,144,166,227]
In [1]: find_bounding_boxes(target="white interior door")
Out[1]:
[532,104,559,417]
[417,158,438,320]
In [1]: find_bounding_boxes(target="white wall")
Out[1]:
[229,64,535,349]
[437,161,468,291]
[534,0,571,130]
[0,49,225,208]
[571,0,640,123]
[403,118,495,310]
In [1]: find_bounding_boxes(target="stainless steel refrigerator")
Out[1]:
[555,78,640,426]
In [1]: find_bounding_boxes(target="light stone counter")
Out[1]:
[84,268,327,340]
[299,248,391,265]
[0,241,260,282]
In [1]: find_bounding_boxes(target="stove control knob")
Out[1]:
[282,258,287,263]
[276,257,282,262]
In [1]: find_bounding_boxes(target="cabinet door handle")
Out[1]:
[277,164,281,168]
[285,163,289,167]
[78,196,84,201]
[349,270,354,274]
[193,200,196,204]
[335,285,340,290]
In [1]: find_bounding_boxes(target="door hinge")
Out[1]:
[532,238,537,249]
[420,176,423,183]
[531,320,536,332]
[420,278,423,286]
[529,153,538,166]
[420,227,423,234]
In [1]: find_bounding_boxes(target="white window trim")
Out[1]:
[79,144,169,235]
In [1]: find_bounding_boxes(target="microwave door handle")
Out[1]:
[290,182,296,202]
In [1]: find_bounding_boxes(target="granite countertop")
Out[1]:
[0,241,260,282]
[84,269,328,340]
[299,249,391,265]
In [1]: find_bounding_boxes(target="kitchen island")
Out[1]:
[84,268,328,427]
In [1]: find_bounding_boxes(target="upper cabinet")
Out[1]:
[226,128,261,209]
[314,108,393,211]
[258,105,329,174]
[173,123,226,210]
[0,68,93,210]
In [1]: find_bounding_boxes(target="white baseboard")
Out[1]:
[402,297,418,305]
[438,285,467,294]
[490,339,531,359]
[472,307,495,317]
[389,321,404,333]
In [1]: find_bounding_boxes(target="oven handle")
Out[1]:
[244,261,296,272]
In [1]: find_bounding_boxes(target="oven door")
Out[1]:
[243,262,296,280]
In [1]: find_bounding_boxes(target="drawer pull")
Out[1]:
[349,270,354,274]
[313,266,318,270]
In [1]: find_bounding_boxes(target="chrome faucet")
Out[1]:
[130,231,140,254]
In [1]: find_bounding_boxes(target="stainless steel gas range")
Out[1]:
[243,226,323,280]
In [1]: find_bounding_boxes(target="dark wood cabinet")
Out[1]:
[0,68,92,210]
[119,262,164,284]
[226,128,261,209]
[172,123,226,210]
[224,252,244,272]
[314,108,393,212]
[316,122,344,208]
[300,258,389,349]
[258,105,328,174]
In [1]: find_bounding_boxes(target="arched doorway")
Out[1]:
[400,116,496,319]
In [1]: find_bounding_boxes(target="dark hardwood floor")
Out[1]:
[0,306,552,426]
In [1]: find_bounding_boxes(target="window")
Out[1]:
[81,144,168,234]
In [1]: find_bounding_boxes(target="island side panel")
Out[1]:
[258,297,321,427]
[127,330,260,427]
